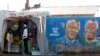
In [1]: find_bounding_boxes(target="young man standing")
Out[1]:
[22,23,29,54]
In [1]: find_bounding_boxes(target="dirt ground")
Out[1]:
[57,52,100,56]
[0,52,100,56]
[0,52,31,56]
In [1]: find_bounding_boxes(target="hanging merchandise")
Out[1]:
[2,19,20,53]
[10,20,17,30]
[11,24,18,31]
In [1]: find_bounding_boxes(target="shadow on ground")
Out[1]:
[57,52,100,56]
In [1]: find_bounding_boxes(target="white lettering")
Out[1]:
[50,33,60,36]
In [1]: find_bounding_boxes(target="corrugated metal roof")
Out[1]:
[22,6,99,16]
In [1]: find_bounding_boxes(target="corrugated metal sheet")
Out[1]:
[22,6,99,16]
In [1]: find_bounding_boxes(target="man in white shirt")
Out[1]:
[22,24,28,39]
[22,24,29,54]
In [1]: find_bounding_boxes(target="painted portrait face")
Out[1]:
[85,20,97,42]
[66,20,79,40]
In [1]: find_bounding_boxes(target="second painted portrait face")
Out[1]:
[85,20,98,42]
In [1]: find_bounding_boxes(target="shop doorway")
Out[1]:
[2,16,39,54]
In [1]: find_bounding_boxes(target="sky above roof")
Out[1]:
[0,0,100,11]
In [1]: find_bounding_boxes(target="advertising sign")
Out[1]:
[46,16,100,53]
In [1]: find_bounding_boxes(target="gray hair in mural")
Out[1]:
[85,20,98,29]
[66,20,80,30]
